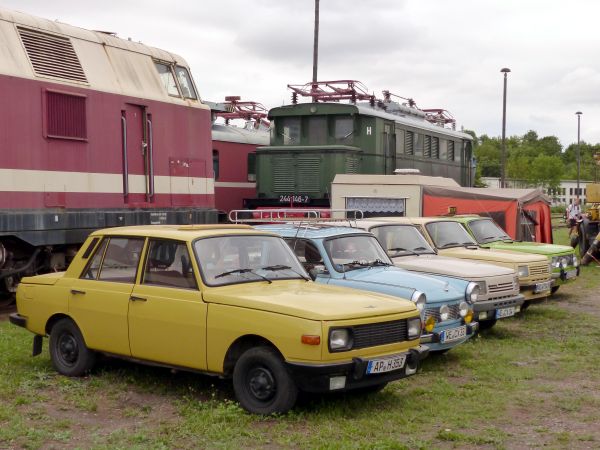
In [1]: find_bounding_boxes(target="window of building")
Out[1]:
[143,240,197,289]
[213,150,219,180]
[281,117,301,145]
[46,91,87,140]
[334,117,354,143]
[308,116,328,145]
[247,153,256,182]
[174,66,197,100]
[154,62,180,96]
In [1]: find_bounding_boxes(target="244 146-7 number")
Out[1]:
[278,195,310,204]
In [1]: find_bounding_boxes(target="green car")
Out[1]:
[447,216,579,294]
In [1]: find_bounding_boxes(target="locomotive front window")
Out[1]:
[174,66,198,100]
[334,117,354,143]
[308,116,327,145]
[154,62,180,97]
[281,118,300,145]
[247,153,256,182]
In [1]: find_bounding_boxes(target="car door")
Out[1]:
[69,236,145,356]
[128,239,207,370]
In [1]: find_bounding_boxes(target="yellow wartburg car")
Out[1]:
[405,218,553,305]
[9,225,427,415]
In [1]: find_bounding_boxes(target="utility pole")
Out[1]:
[312,0,319,100]
[576,111,582,197]
[500,68,511,188]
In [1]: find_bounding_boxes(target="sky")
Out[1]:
[3,0,599,148]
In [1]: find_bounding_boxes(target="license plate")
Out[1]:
[565,269,577,279]
[366,354,407,375]
[534,281,552,293]
[496,306,516,319]
[440,326,467,344]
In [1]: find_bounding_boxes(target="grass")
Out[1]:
[1,227,600,449]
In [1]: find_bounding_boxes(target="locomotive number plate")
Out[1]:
[278,195,311,204]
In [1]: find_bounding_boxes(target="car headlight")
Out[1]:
[411,290,426,313]
[573,256,579,267]
[514,276,520,289]
[439,304,450,321]
[458,301,469,317]
[465,282,480,303]
[551,256,560,268]
[517,265,529,277]
[329,328,353,352]
[407,317,421,340]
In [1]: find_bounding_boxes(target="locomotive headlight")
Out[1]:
[407,317,421,340]
[517,265,529,278]
[465,282,480,304]
[411,291,426,313]
[329,329,353,352]
[439,304,450,321]
[458,301,469,318]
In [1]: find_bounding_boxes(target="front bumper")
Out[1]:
[551,266,579,285]
[521,282,552,300]
[421,321,479,352]
[286,345,429,393]
[9,313,27,328]
[472,294,525,320]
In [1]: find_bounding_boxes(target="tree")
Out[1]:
[529,154,563,190]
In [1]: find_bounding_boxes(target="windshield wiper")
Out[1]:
[440,242,460,248]
[215,268,272,284]
[369,259,393,267]
[388,247,419,256]
[261,265,310,281]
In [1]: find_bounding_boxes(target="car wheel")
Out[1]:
[478,319,497,330]
[579,225,589,257]
[551,286,560,294]
[49,318,96,377]
[233,346,298,415]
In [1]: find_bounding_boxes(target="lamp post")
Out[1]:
[500,68,511,188]
[576,111,582,198]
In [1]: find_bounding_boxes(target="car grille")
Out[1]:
[352,319,408,349]
[425,303,461,321]
[488,281,515,294]
[529,263,550,276]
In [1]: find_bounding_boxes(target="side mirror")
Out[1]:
[309,265,329,280]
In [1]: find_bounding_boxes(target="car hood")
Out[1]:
[484,241,574,256]
[340,266,464,303]
[202,279,417,321]
[391,254,515,278]
[438,246,548,264]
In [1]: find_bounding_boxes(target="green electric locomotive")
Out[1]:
[246,81,474,208]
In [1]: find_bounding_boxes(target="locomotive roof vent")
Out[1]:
[17,26,88,84]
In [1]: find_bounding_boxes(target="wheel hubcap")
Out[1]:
[58,334,78,366]
[248,367,276,401]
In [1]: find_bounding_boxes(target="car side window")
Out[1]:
[96,237,144,283]
[81,238,109,280]
[143,239,198,290]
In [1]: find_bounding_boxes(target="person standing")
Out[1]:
[567,197,582,238]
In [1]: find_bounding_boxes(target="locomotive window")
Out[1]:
[247,153,256,182]
[308,117,327,145]
[281,118,300,145]
[395,128,405,155]
[154,62,180,97]
[439,139,448,160]
[174,66,198,100]
[213,150,220,180]
[334,117,354,143]
[413,133,423,157]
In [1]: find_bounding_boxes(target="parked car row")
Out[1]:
[9,213,579,415]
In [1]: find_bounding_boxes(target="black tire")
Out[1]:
[551,286,560,294]
[478,319,497,330]
[579,225,589,257]
[233,346,298,415]
[521,301,531,311]
[49,318,96,377]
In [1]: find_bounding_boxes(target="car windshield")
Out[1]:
[468,219,511,243]
[194,235,308,286]
[370,225,435,257]
[323,235,393,272]
[425,221,477,249]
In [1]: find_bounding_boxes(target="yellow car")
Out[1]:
[10,225,427,415]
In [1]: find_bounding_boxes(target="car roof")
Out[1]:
[438,215,485,223]
[255,223,371,239]
[90,224,275,242]
[354,219,420,229]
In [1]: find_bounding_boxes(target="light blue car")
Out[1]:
[256,224,480,352]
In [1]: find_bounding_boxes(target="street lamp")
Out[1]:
[500,68,511,188]
[576,111,582,198]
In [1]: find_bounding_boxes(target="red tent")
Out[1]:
[422,186,553,243]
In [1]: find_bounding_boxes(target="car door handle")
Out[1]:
[70,289,86,295]
[130,296,147,302]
